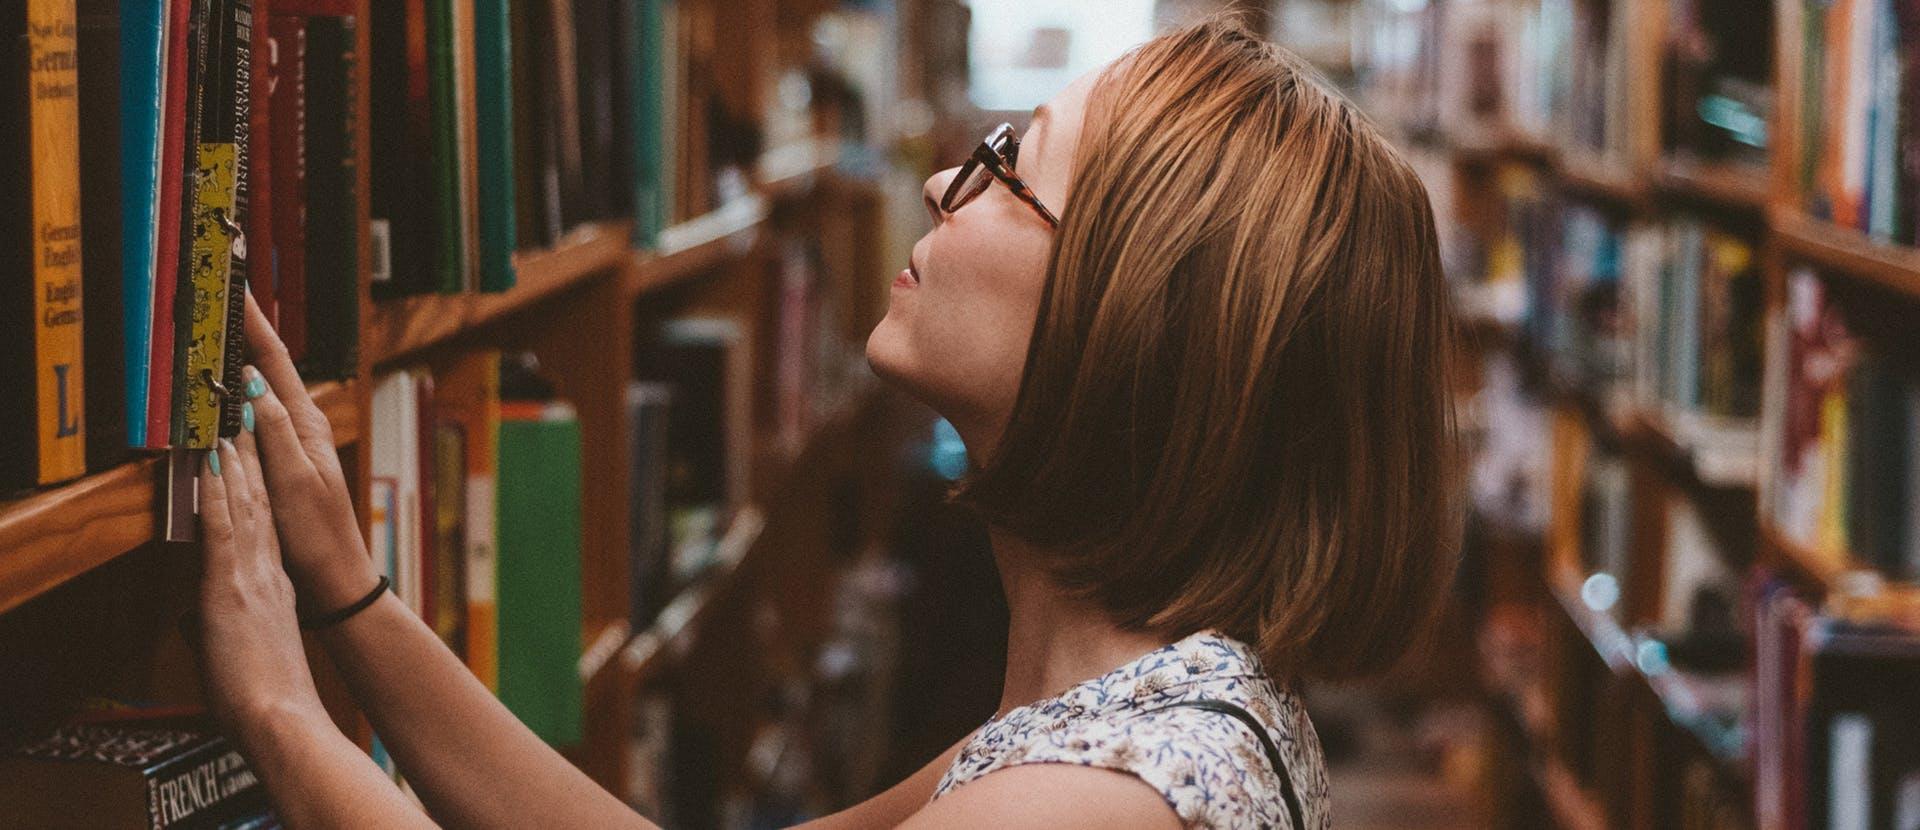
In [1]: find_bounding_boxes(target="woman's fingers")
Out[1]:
[243,365,316,482]
[198,447,235,569]
[235,425,284,566]
[217,439,258,555]
[242,288,306,407]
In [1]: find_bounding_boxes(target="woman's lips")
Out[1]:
[895,262,921,288]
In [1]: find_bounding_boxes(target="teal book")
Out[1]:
[629,0,666,246]
[496,400,584,745]
[474,0,515,291]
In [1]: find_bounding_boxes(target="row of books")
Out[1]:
[2,0,358,493]
[368,353,585,750]
[1467,170,1765,483]
[368,0,753,298]
[1794,0,1920,243]
[1765,267,1920,580]
[1751,573,1920,830]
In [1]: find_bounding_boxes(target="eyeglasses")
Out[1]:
[940,123,1060,229]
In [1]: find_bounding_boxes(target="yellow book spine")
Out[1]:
[180,143,238,448]
[28,0,85,484]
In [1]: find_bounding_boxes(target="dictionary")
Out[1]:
[0,712,269,829]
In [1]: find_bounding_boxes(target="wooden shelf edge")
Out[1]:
[1758,517,1851,592]
[0,379,361,616]
[626,197,770,299]
[1555,153,1651,209]
[1769,205,1920,301]
[616,506,770,687]
[365,220,634,365]
[1655,156,1769,210]
[757,140,841,201]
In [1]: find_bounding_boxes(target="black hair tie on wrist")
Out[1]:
[300,575,391,630]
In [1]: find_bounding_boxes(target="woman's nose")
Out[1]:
[924,167,960,226]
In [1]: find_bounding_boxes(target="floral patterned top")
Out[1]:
[930,629,1330,829]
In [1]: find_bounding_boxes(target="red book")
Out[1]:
[416,371,437,623]
[145,0,193,447]
[267,14,307,358]
[248,0,277,327]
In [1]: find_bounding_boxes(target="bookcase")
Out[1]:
[1315,0,1920,826]
[0,0,925,820]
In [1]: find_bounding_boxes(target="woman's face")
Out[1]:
[866,69,1099,450]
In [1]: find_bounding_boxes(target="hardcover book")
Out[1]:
[0,714,269,829]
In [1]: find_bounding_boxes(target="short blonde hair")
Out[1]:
[952,17,1463,679]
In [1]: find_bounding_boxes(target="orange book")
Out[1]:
[22,0,87,486]
[435,351,502,691]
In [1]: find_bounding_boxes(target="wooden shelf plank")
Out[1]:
[757,140,840,201]
[625,197,769,299]
[1758,517,1851,592]
[1655,156,1769,210]
[364,220,635,365]
[1555,152,1651,209]
[1769,206,1920,301]
[0,380,359,615]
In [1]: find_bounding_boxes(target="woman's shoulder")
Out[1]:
[930,630,1330,829]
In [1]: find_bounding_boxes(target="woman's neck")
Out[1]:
[989,526,1177,716]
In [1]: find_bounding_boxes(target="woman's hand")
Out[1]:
[190,435,332,737]
[240,289,383,613]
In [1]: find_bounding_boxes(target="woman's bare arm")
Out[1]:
[237,292,653,829]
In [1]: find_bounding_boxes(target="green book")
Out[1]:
[630,0,667,246]
[497,400,584,745]
[475,0,516,291]
[427,0,463,293]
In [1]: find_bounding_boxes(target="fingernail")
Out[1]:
[208,450,221,476]
[244,373,267,399]
[241,402,255,432]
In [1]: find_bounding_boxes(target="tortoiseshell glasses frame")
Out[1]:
[939,122,1061,229]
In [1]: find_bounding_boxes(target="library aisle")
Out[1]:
[4,0,1917,827]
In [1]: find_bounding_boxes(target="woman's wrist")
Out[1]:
[298,557,386,619]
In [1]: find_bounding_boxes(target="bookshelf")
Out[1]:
[0,0,930,821]
[1327,0,1920,823]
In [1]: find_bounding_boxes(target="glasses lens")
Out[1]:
[945,160,994,213]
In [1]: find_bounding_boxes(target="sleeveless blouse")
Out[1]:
[930,630,1331,829]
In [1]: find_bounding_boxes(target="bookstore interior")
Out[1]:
[3,0,1920,827]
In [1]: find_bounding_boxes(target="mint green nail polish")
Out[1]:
[208,451,221,476]
[244,376,267,399]
[241,402,255,432]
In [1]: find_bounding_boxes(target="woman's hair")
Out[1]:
[951,16,1462,679]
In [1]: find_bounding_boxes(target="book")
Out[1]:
[77,1,128,472]
[425,0,460,293]
[0,712,269,829]
[472,0,514,291]
[145,0,193,448]
[265,12,305,358]
[371,370,425,615]
[1,0,88,490]
[175,0,251,448]
[119,0,169,449]
[433,350,501,689]
[291,5,355,378]
[245,0,274,329]
[368,0,434,297]
[626,381,671,630]
[637,317,751,581]
[497,397,584,745]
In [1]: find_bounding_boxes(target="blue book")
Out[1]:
[120,0,167,447]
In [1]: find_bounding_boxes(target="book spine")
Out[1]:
[267,14,306,357]
[120,0,167,448]
[178,0,241,447]
[143,739,266,828]
[146,0,191,448]
[219,0,252,437]
[439,350,500,689]
[28,0,87,484]
[77,3,127,472]
[474,0,514,291]
[426,0,459,293]
[298,12,356,378]
[245,0,273,326]
[631,0,664,246]
[453,0,478,291]
[497,401,585,745]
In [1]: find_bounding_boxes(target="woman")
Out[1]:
[191,17,1458,829]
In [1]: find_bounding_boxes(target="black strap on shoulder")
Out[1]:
[1138,698,1307,830]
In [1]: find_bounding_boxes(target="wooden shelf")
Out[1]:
[1655,157,1769,211]
[1758,517,1851,592]
[1555,152,1651,209]
[365,220,635,365]
[1769,206,1920,301]
[617,506,768,687]
[626,197,769,300]
[756,140,841,201]
[0,380,360,616]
